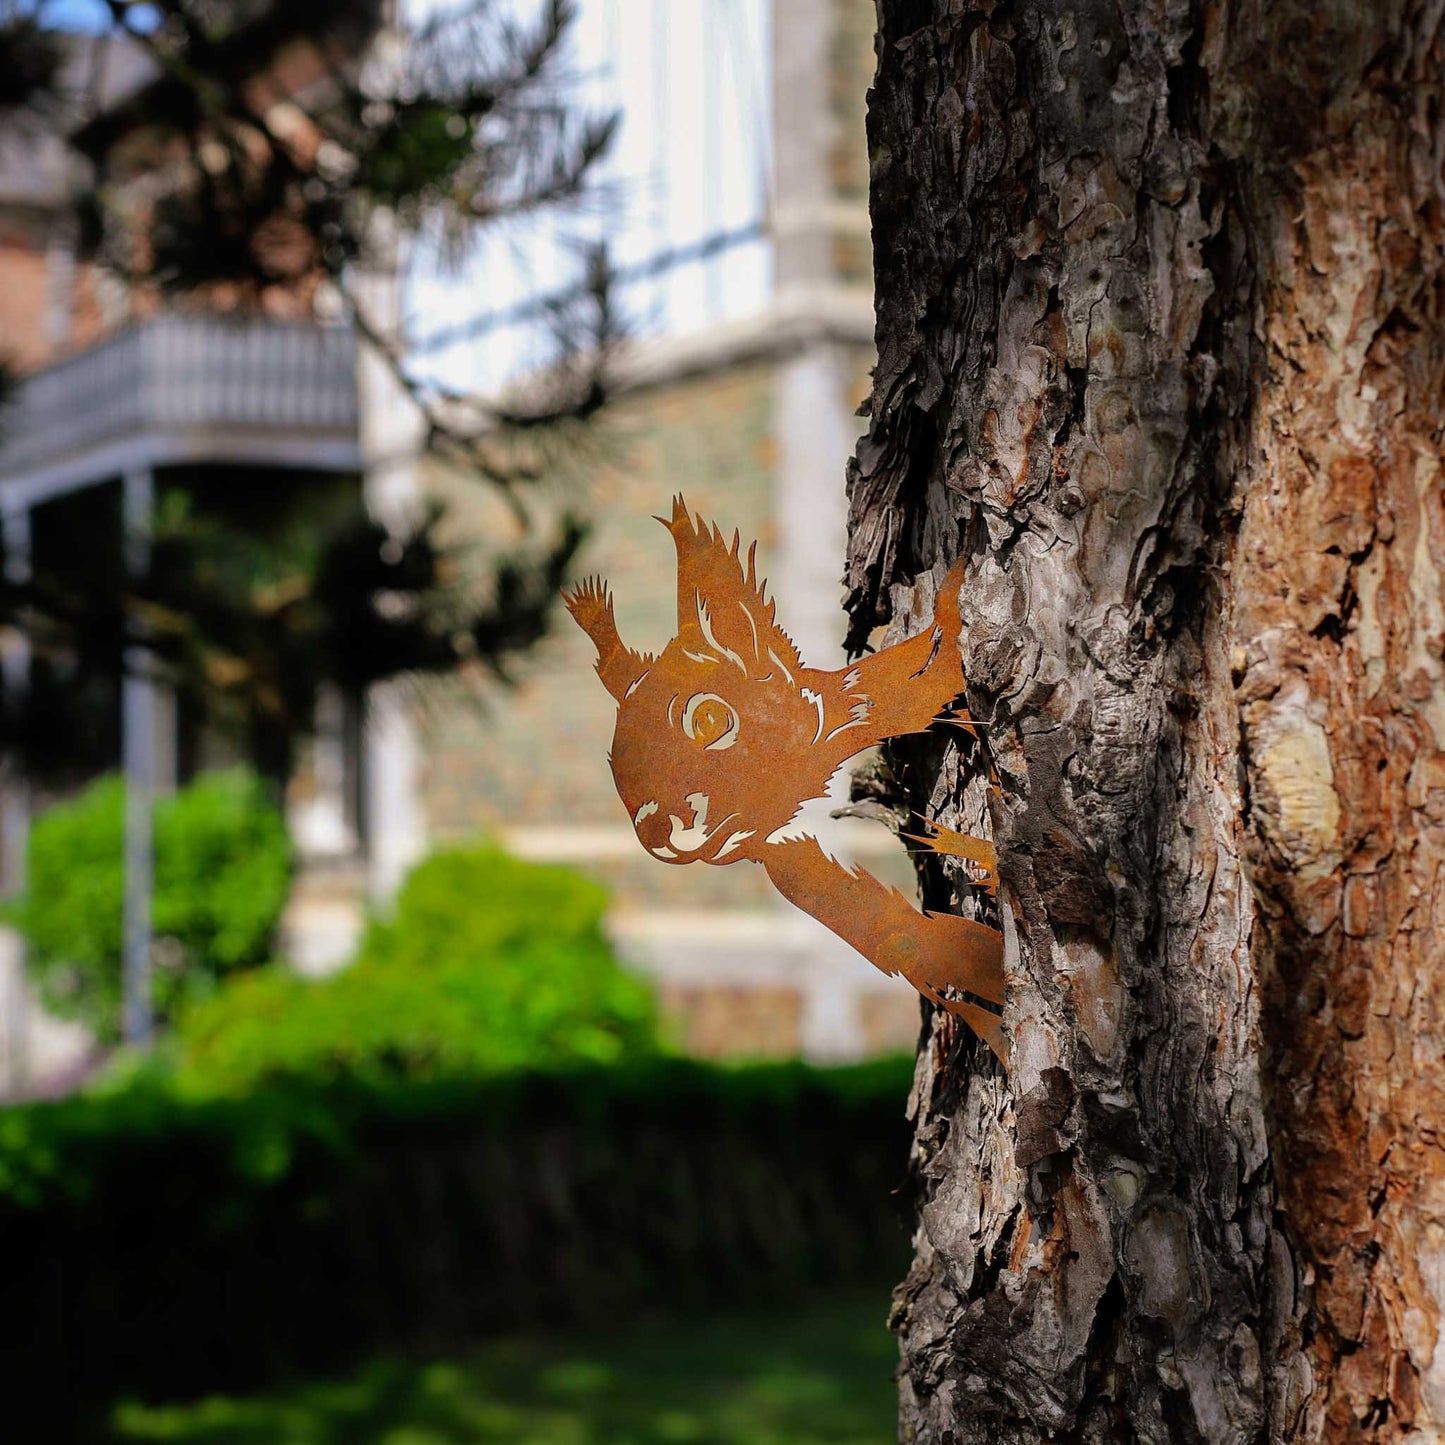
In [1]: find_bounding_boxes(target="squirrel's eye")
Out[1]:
[682,693,739,751]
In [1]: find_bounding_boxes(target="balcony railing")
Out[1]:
[0,316,360,492]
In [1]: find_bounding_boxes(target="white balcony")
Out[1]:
[0,315,361,504]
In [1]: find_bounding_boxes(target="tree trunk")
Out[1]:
[846,2,1445,1440]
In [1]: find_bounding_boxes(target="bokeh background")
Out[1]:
[0,3,919,1440]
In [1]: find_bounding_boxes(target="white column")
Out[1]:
[1,506,32,1094]
[769,0,901,1062]
[43,216,76,356]
[774,343,884,1063]
[122,466,155,1048]
[770,0,836,292]
[354,209,428,900]
[288,684,358,859]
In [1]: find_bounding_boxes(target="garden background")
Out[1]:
[0,1,911,1440]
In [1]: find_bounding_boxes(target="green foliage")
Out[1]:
[12,769,292,1043]
[0,1055,914,1429]
[0,1053,914,1215]
[172,844,659,1093]
[108,1293,899,1445]
[8,481,588,787]
[359,101,477,209]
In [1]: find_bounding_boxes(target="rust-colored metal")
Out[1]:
[565,497,1006,1057]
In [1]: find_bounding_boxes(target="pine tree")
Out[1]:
[850,2,1445,1438]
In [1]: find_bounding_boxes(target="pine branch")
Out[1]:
[4,0,623,777]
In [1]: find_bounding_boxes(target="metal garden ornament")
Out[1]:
[565,498,1006,1058]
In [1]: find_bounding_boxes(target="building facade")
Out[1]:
[0,0,918,1092]
[407,0,923,1060]
[0,28,369,1091]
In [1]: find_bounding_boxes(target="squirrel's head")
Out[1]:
[565,498,846,866]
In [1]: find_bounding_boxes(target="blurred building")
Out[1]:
[400,0,922,1061]
[0,24,371,1091]
[0,0,917,1094]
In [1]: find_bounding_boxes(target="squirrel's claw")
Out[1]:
[903,821,999,896]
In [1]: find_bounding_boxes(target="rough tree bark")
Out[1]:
[845,2,1445,1440]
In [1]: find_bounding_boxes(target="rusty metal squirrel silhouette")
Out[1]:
[565,497,1006,1058]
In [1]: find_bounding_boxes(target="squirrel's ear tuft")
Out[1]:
[657,497,805,673]
[565,577,651,701]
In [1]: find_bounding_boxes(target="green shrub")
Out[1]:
[172,844,660,1093]
[12,769,292,1042]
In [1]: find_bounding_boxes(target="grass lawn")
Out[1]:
[108,1292,900,1445]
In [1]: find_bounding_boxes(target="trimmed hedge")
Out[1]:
[1,1057,915,1434]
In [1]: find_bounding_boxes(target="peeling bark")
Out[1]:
[847,2,1445,1441]
[1229,13,1445,1436]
